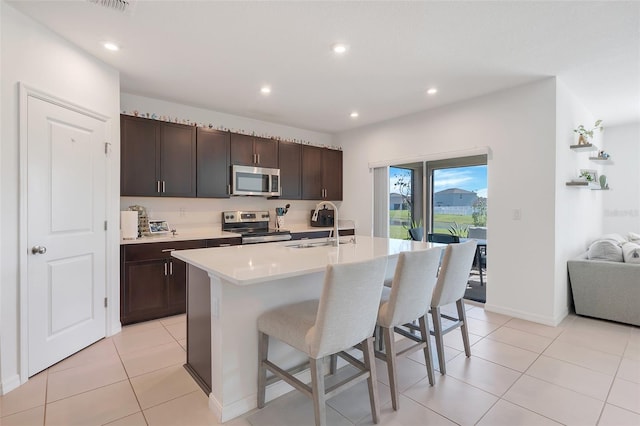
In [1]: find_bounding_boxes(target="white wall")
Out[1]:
[121,93,335,149]
[602,122,640,234]
[554,80,602,319]
[0,1,120,393]
[336,79,574,325]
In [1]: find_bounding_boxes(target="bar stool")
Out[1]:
[376,248,441,411]
[257,256,388,426]
[430,240,477,374]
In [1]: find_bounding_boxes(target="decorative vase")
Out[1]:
[276,216,285,229]
[599,175,607,189]
[578,134,588,145]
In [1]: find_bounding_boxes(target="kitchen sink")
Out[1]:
[286,238,355,249]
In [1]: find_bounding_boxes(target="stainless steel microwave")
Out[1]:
[231,165,281,197]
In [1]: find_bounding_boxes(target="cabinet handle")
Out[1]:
[164,262,168,276]
[227,184,231,195]
[162,181,166,193]
[161,248,175,252]
[157,181,161,193]
[219,243,231,247]
[169,261,173,275]
[257,154,260,164]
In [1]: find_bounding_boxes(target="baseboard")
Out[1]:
[484,303,562,326]
[0,374,22,395]
[209,368,313,422]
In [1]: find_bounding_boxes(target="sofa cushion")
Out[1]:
[587,240,623,262]
[622,242,640,264]
[596,234,627,245]
[628,232,640,242]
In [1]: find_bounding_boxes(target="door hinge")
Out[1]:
[104,297,108,308]
[104,142,111,155]
[104,220,108,231]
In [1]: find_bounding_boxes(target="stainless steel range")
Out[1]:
[222,211,292,244]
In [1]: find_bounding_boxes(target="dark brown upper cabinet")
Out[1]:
[278,141,302,199]
[196,128,230,198]
[301,146,343,201]
[230,133,278,168]
[121,115,196,197]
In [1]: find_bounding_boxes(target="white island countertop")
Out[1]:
[172,236,436,285]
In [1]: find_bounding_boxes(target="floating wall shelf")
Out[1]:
[588,157,613,164]
[569,143,598,152]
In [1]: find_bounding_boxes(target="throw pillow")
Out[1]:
[622,242,640,264]
[587,240,623,262]
[628,232,640,242]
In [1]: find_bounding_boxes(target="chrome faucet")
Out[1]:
[312,201,339,247]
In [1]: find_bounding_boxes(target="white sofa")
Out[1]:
[567,233,640,326]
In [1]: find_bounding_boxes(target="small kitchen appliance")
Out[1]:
[231,165,281,197]
[222,210,292,244]
[128,205,149,237]
[310,206,334,227]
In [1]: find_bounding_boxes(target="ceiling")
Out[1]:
[8,1,640,133]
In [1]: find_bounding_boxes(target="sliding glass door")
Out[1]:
[389,163,423,240]
[427,156,487,237]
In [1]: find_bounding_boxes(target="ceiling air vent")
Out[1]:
[87,0,136,14]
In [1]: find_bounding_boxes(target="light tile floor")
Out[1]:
[1,306,639,426]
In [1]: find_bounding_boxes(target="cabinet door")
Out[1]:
[322,148,343,201]
[197,128,230,198]
[160,122,197,197]
[278,141,301,199]
[230,134,255,166]
[167,259,187,315]
[121,115,160,196]
[121,260,169,325]
[254,137,278,168]
[301,145,323,199]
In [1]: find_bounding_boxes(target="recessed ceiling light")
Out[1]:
[260,86,271,95]
[427,88,438,95]
[332,43,349,54]
[103,42,119,51]
[350,111,359,118]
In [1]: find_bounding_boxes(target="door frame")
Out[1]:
[18,83,113,382]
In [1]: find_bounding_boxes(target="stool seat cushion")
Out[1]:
[258,300,319,355]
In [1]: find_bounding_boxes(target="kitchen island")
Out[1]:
[172,236,435,422]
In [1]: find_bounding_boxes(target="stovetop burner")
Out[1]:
[221,211,291,244]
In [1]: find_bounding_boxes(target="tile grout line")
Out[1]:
[594,339,631,425]
[116,334,151,426]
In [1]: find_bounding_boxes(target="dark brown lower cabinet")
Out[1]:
[120,240,206,325]
[290,228,354,240]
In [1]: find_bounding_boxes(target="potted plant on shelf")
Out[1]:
[574,120,603,145]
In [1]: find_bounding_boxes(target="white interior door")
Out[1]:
[26,95,108,376]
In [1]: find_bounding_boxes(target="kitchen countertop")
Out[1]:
[171,236,436,285]
[119,223,354,245]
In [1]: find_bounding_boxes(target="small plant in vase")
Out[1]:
[579,170,595,182]
[574,120,603,145]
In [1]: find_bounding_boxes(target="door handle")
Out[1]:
[162,181,166,193]
[164,262,168,276]
[157,181,161,193]
[31,245,47,255]
[169,261,173,275]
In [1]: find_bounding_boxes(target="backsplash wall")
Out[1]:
[120,197,342,232]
